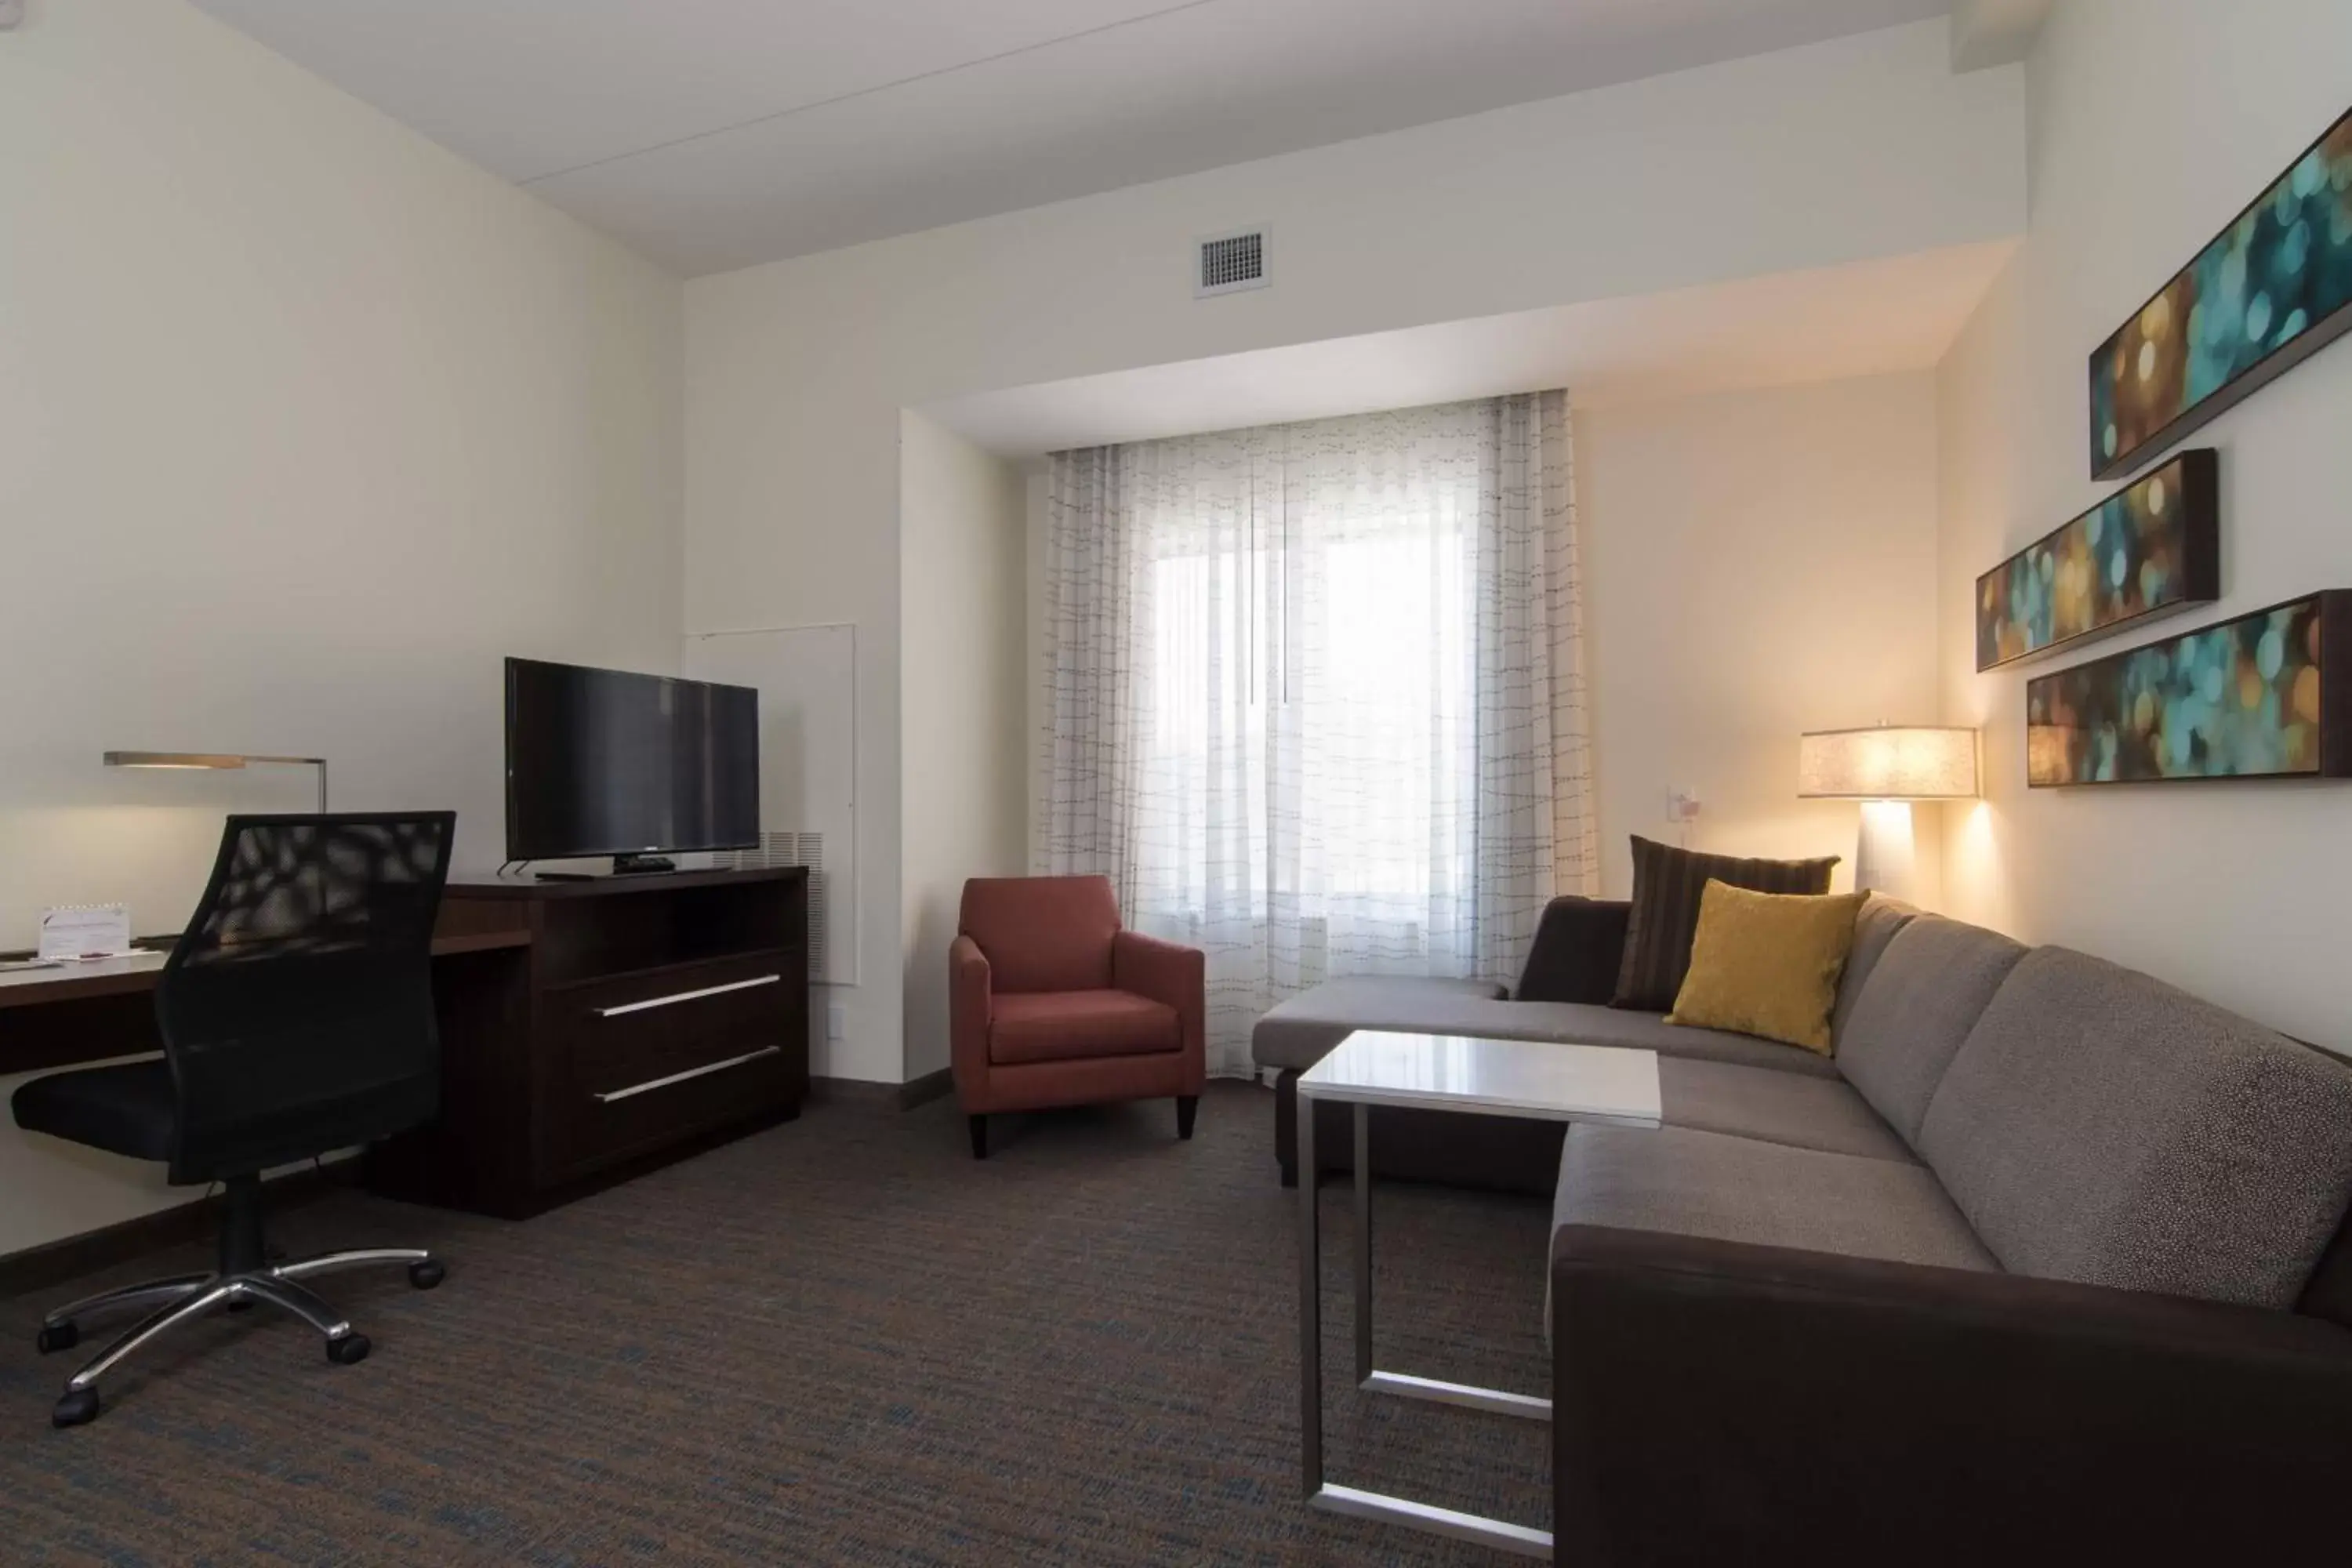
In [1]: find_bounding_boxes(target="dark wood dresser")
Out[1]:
[368,868,809,1218]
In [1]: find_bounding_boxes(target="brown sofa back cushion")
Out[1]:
[959,875,1120,993]
[1515,898,1632,1004]
[1610,837,1838,1011]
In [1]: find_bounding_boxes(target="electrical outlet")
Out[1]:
[826,1002,847,1041]
[1667,788,1703,824]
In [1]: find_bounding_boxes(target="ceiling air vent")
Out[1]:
[1196,226,1270,298]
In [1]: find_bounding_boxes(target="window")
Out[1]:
[1040,394,1584,1069]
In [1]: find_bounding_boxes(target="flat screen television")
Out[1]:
[505,657,760,869]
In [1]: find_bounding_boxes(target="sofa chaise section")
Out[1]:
[1258,894,1916,1191]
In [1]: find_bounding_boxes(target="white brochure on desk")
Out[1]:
[37,904,133,962]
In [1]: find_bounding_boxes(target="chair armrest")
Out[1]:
[1112,930,1203,1011]
[1513,897,1630,1003]
[1551,1225,2352,1564]
[1113,931,1205,1084]
[949,935,993,1096]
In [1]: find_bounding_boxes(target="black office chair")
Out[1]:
[13,811,457,1428]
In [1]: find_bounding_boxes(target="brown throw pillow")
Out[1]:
[1611,836,1839,1011]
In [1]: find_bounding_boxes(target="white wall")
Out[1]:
[1580,375,1946,901]
[688,20,2026,1080]
[899,413,1027,1083]
[0,0,683,1254]
[1935,0,2352,1049]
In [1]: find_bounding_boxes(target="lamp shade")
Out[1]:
[1798,726,1979,800]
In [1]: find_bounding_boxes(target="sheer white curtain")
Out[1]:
[1036,392,1593,1073]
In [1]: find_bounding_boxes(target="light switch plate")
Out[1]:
[826,1002,847,1041]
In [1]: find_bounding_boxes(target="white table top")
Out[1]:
[1298,1030,1662,1127]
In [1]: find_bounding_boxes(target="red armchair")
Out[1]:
[950,876,1205,1159]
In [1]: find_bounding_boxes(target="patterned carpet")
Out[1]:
[1,1081,1554,1566]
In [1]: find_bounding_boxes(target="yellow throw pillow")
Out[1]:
[1666,880,1868,1054]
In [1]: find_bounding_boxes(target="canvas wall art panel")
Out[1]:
[1977,449,2218,671]
[2089,104,2352,481]
[2027,593,2352,787]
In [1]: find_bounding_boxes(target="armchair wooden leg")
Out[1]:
[1177,1095,1199,1141]
[968,1114,989,1160]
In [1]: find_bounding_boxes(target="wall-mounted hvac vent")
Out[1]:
[728,830,830,981]
[1196,227,1270,298]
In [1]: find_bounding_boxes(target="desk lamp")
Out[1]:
[104,752,329,813]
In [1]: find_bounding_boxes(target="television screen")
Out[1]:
[505,658,760,861]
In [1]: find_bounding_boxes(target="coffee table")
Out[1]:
[1296,1029,1662,1559]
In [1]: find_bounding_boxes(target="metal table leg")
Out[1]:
[1352,1098,1551,1422]
[1298,1085,1321,1498]
[1298,1092,1554,1559]
[1354,1102,1373,1384]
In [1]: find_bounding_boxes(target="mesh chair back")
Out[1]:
[156,812,456,1182]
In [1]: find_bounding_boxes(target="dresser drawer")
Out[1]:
[548,1040,795,1182]
[543,952,798,1179]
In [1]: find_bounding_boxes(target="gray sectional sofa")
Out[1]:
[1254,895,2352,1559]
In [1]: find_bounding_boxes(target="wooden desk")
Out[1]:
[0,869,810,1221]
[0,926,533,1078]
[0,950,176,1011]
[0,931,529,1007]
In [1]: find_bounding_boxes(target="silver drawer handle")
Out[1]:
[593,1045,782,1103]
[594,973,780,1018]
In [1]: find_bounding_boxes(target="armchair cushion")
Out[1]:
[960,875,1119,993]
[989,990,1180,1066]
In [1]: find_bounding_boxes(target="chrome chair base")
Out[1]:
[38,1247,444,1427]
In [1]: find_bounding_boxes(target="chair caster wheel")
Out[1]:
[35,1322,78,1355]
[53,1388,100,1428]
[326,1333,371,1366]
[408,1259,445,1290]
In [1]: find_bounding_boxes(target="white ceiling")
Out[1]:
[1949,0,2056,70]
[189,0,1952,276]
[920,241,2016,456]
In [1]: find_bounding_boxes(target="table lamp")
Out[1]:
[1796,725,1978,900]
[103,751,329,813]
